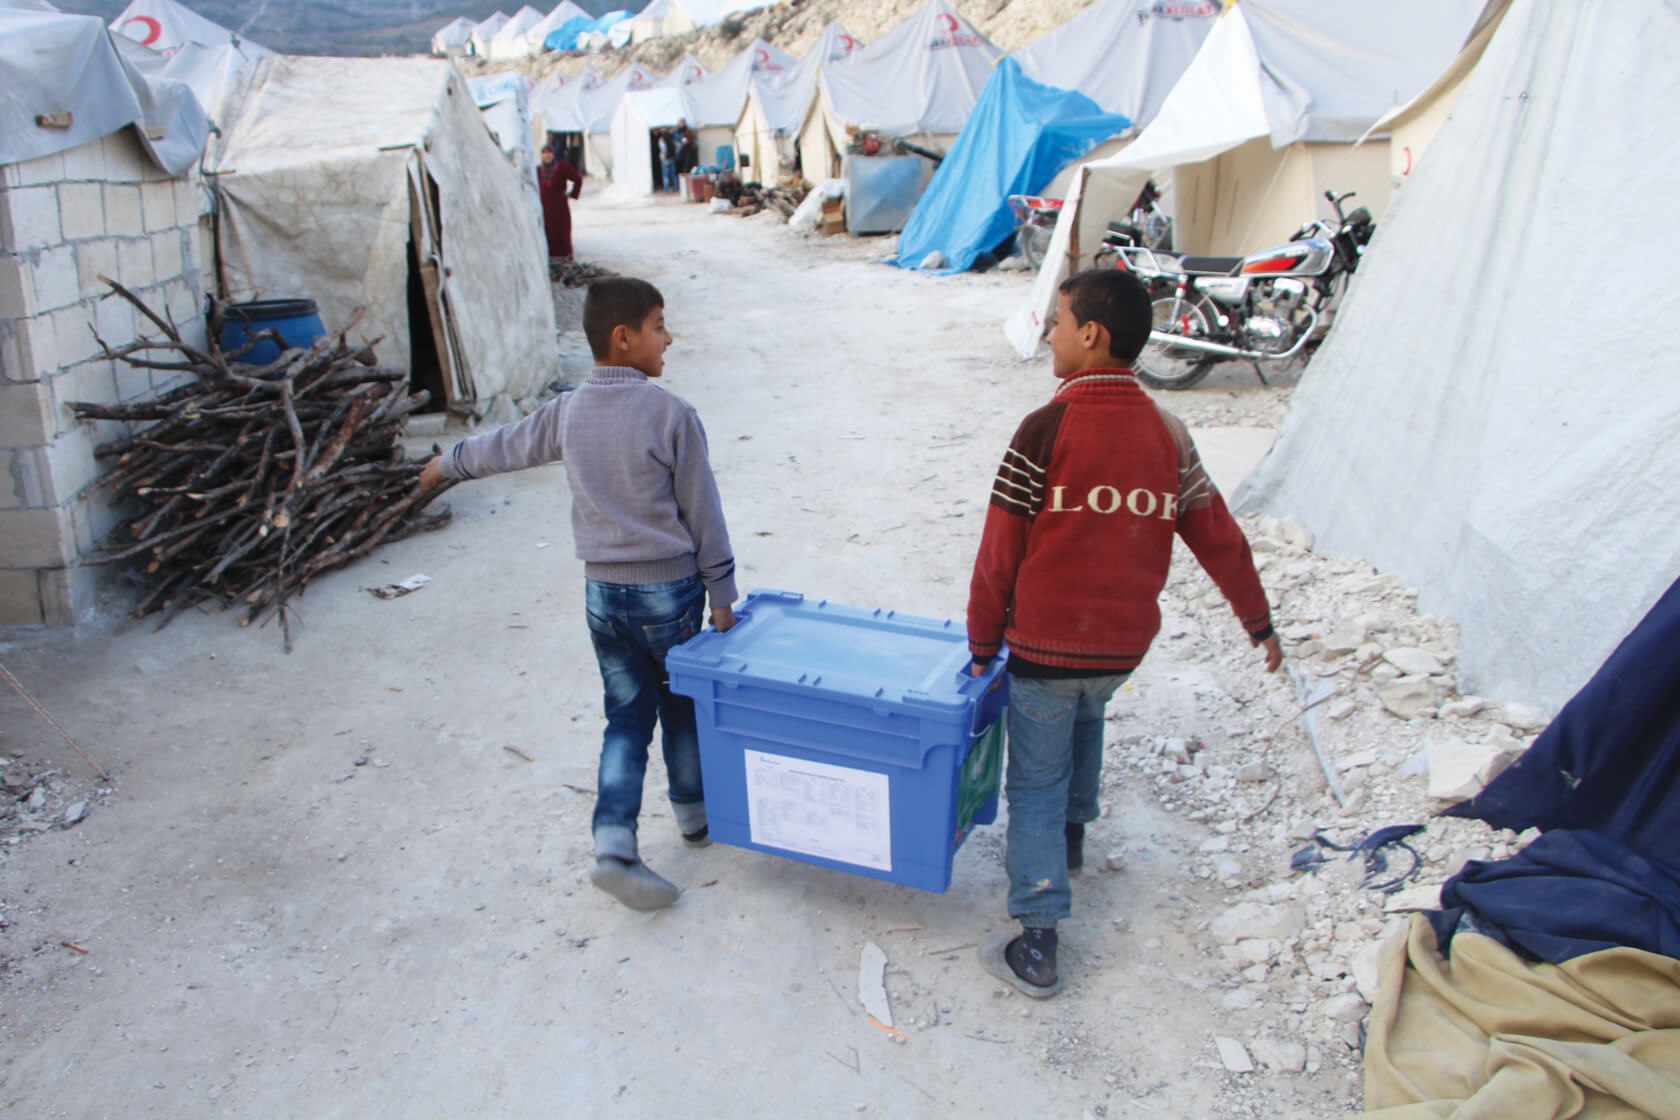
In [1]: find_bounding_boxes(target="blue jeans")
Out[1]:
[661,159,677,193]
[585,575,706,850]
[1003,672,1129,927]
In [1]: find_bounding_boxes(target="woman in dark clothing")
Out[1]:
[539,139,584,259]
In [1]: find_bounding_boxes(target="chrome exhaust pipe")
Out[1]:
[1148,308,1319,362]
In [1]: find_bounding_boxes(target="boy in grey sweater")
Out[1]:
[420,277,737,911]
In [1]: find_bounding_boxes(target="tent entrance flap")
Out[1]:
[407,154,456,410]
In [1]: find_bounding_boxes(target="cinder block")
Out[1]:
[19,314,60,380]
[58,138,104,183]
[38,565,95,626]
[0,506,73,568]
[0,379,52,445]
[151,229,183,282]
[140,179,176,233]
[30,244,80,313]
[102,131,150,184]
[103,184,143,238]
[58,182,105,241]
[94,292,137,354]
[175,178,204,223]
[114,358,153,403]
[2,186,64,253]
[167,279,205,343]
[0,254,33,319]
[0,567,44,627]
[53,305,102,367]
[39,423,100,503]
[15,149,66,187]
[74,237,119,301]
[115,236,154,289]
[3,446,45,508]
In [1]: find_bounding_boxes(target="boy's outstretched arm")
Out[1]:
[669,407,740,624]
[968,423,1041,673]
[421,396,568,490]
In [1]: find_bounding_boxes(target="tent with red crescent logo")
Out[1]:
[467,11,509,57]
[486,6,546,61]
[734,21,858,185]
[614,38,794,180]
[110,0,271,121]
[575,63,658,175]
[628,0,694,45]
[430,16,475,56]
[797,0,1000,183]
[655,54,710,90]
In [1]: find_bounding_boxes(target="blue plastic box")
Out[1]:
[665,589,1008,893]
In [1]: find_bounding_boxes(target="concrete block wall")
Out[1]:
[1,128,205,626]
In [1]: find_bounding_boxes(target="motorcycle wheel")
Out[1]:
[1136,296,1219,390]
[1019,224,1052,270]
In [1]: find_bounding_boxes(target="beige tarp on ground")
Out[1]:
[1360,914,1680,1119]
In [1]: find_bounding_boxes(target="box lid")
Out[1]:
[667,589,1003,716]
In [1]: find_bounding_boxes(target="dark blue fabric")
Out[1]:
[893,57,1129,273]
[1442,574,1680,868]
[1428,829,1680,965]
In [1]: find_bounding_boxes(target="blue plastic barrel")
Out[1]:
[218,299,326,365]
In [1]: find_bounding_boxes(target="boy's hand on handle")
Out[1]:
[1254,632,1284,673]
[418,454,446,493]
[970,660,985,677]
[711,605,736,633]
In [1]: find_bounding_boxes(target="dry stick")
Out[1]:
[0,660,112,782]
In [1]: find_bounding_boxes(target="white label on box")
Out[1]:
[743,749,892,872]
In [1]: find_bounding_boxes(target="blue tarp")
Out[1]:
[893,57,1128,273]
[544,11,627,52]
[1443,574,1680,867]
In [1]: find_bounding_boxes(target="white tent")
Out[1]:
[532,66,592,132]
[610,87,694,194]
[210,56,557,408]
[577,63,658,174]
[1,3,209,176]
[1004,0,1481,357]
[1234,0,1680,712]
[798,0,1000,182]
[110,0,272,121]
[1014,0,1216,125]
[526,1,591,54]
[486,5,546,61]
[656,53,709,89]
[675,38,794,167]
[629,0,694,44]
[734,20,856,183]
[468,72,543,226]
[468,11,509,57]
[430,15,475,56]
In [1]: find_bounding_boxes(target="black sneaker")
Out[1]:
[979,927,1062,998]
[682,825,711,849]
[1066,821,1085,870]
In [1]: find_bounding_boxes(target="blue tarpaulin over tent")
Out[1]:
[893,57,1128,273]
[545,10,628,52]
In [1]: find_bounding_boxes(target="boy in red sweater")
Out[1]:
[968,268,1283,997]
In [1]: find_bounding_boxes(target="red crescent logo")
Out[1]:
[838,34,855,51]
[1401,146,1413,176]
[123,15,163,46]
[754,48,767,64]
[687,64,702,82]
[939,12,958,32]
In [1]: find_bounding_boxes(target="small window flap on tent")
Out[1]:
[895,57,1129,273]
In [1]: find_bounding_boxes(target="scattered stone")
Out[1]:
[1199,836,1232,853]
[1251,1037,1308,1073]
[1236,760,1272,783]
[1104,849,1128,873]
[1234,938,1276,964]
[1383,647,1445,676]
[1493,701,1550,732]
[1211,902,1306,944]
[858,941,892,1028]
[1162,739,1193,764]
[1427,739,1520,802]
[1396,748,1429,777]
[1215,1035,1255,1073]
[61,800,87,826]
[1375,676,1434,720]
[1276,516,1314,552]
[1351,941,1384,1003]
[1383,884,1443,913]
[1320,624,1367,655]
[26,786,46,811]
[1438,695,1487,719]
[1322,993,1369,1023]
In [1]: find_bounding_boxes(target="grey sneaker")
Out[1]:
[589,857,681,911]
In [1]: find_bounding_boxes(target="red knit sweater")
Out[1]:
[967,370,1273,675]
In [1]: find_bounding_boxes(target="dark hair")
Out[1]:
[583,276,663,358]
[1058,268,1152,362]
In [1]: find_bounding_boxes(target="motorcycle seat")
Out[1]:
[1178,255,1242,276]
[1106,220,1136,237]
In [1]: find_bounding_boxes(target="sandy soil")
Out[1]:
[0,188,1364,1119]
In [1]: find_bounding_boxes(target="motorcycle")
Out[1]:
[1006,193,1062,269]
[1105,189,1375,389]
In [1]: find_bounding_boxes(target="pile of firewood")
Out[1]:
[549,258,616,287]
[70,279,456,649]
[725,184,808,220]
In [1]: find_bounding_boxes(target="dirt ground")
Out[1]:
[0,186,1423,1119]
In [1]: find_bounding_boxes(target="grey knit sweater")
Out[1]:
[437,366,738,608]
